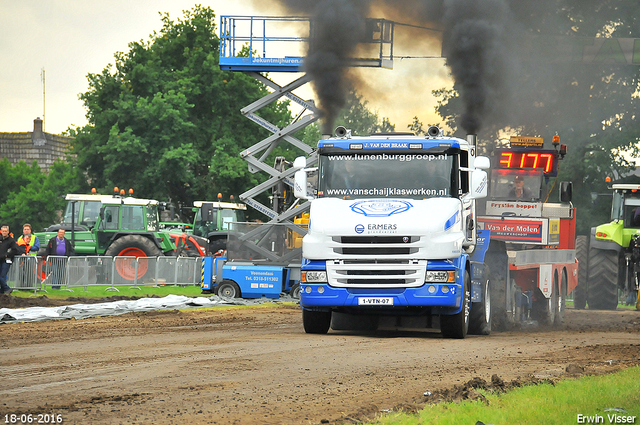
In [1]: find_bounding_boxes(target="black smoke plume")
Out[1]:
[441,0,516,134]
[270,0,371,134]
[256,0,520,134]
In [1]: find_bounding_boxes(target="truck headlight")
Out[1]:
[425,271,455,283]
[303,271,327,283]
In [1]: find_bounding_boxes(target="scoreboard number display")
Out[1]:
[495,149,559,176]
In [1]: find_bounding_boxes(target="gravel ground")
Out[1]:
[0,298,639,425]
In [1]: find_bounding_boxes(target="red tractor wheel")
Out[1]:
[105,235,162,281]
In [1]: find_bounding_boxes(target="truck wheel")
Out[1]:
[586,248,619,310]
[303,309,332,334]
[105,235,162,281]
[216,280,241,298]
[469,268,491,335]
[555,271,567,326]
[486,241,509,331]
[289,282,301,299]
[533,274,558,326]
[573,236,588,309]
[441,272,470,339]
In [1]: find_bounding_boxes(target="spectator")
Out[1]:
[17,223,40,256]
[16,234,36,289]
[46,228,75,289]
[0,224,21,295]
[17,234,34,255]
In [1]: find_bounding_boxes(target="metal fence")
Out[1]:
[5,256,204,293]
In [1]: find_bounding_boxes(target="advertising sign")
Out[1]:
[477,217,553,244]
[485,200,542,217]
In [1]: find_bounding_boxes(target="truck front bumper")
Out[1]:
[300,283,463,313]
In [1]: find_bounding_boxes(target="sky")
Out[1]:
[0,0,450,135]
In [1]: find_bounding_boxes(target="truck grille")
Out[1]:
[326,259,427,288]
[332,236,419,256]
[336,236,420,244]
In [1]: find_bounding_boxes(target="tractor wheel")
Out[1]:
[441,272,470,339]
[573,235,588,309]
[469,266,491,335]
[215,280,241,298]
[586,248,619,310]
[302,309,332,334]
[208,238,226,255]
[105,235,162,281]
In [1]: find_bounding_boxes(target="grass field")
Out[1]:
[368,366,640,425]
[10,284,206,299]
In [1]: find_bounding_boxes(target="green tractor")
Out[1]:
[35,194,209,280]
[190,200,247,254]
[575,184,640,310]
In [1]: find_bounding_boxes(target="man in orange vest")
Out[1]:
[17,223,40,256]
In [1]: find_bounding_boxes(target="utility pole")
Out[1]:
[40,67,45,131]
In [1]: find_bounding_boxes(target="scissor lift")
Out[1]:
[218,15,394,267]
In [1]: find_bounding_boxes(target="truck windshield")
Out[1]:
[317,152,454,199]
[489,169,542,201]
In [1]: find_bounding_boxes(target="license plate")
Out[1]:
[358,297,393,306]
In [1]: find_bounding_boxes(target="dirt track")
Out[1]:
[1,301,639,425]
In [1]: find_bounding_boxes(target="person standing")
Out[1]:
[17,223,40,256]
[509,175,534,200]
[0,224,21,295]
[46,228,75,289]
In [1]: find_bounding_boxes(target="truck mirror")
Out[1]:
[559,181,572,203]
[474,156,491,170]
[293,156,307,170]
[294,169,311,199]
[471,170,488,199]
[99,207,105,221]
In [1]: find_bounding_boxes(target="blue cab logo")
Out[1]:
[355,224,365,234]
[350,200,413,217]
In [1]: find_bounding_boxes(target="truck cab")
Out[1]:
[293,127,490,337]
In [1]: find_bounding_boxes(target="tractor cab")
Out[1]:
[191,200,247,253]
[609,184,640,229]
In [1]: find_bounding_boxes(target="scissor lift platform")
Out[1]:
[219,15,394,72]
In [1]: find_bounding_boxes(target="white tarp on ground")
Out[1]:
[0,294,297,323]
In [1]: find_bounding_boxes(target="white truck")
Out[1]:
[293,126,491,338]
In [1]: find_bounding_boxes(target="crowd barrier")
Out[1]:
[5,255,204,294]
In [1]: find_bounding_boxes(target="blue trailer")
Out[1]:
[201,256,299,299]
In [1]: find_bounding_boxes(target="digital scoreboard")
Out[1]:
[495,149,559,176]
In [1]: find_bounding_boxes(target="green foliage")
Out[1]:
[71,5,293,208]
[0,159,89,233]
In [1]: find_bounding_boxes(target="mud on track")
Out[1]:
[0,303,639,425]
